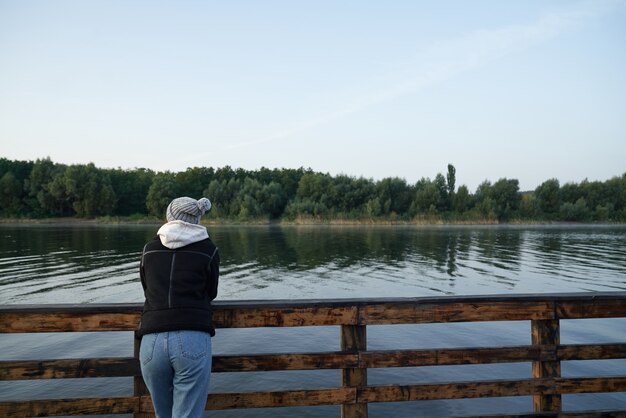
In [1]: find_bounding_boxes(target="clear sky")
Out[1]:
[1,0,625,191]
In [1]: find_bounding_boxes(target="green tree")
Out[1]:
[446,164,456,197]
[146,172,178,217]
[434,173,449,211]
[580,179,610,212]
[274,167,307,199]
[559,182,583,206]
[490,178,521,220]
[519,193,539,219]
[473,181,497,220]
[176,167,215,198]
[206,178,243,217]
[365,197,383,217]
[605,174,626,215]
[290,172,334,217]
[559,198,590,221]
[258,181,288,218]
[411,178,439,214]
[106,168,155,216]
[594,204,611,221]
[328,175,375,217]
[452,184,470,213]
[237,177,264,219]
[297,173,333,201]
[0,172,23,216]
[0,158,33,184]
[0,158,32,216]
[63,164,117,217]
[47,169,73,216]
[26,157,63,216]
[375,177,413,216]
[474,180,491,204]
[535,178,561,216]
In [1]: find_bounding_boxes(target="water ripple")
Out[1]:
[1,225,625,304]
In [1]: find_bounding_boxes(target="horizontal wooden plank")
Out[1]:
[360,379,534,403]
[212,351,357,372]
[2,377,625,416]
[557,299,626,319]
[204,387,356,410]
[446,414,558,418]
[557,412,626,418]
[212,342,626,373]
[212,305,357,328]
[554,376,626,394]
[359,376,626,403]
[558,344,626,360]
[455,411,626,418]
[358,300,554,324]
[0,312,140,333]
[5,343,624,380]
[2,292,623,314]
[2,292,623,313]
[0,358,138,380]
[446,414,560,418]
[0,345,547,380]
[2,292,626,332]
[4,343,624,379]
[0,397,139,417]
[137,387,356,412]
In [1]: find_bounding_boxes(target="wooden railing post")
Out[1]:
[134,334,155,418]
[341,324,367,418]
[531,319,561,413]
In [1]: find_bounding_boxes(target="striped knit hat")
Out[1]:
[166,197,212,224]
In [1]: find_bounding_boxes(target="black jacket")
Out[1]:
[138,236,219,337]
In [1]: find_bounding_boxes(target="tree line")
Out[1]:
[1,157,624,222]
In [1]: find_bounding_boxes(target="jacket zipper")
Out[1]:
[168,253,176,308]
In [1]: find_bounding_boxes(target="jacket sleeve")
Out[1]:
[140,246,148,292]
[207,247,220,300]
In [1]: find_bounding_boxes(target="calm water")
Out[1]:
[1,224,626,417]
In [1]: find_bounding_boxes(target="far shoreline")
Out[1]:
[1,217,624,228]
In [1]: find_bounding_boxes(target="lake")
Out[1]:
[1,224,625,417]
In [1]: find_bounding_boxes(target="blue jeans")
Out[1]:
[140,331,212,418]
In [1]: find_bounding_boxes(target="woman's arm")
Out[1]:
[207,248,220,300]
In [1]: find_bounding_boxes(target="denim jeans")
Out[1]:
[140,330,212,418]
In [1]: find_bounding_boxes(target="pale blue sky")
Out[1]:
[1,0,625,191]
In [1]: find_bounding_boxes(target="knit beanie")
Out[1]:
[166,197,212,224]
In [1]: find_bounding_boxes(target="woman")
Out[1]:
[138,196,219,418]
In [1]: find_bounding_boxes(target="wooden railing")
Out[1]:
[1,292,626,417]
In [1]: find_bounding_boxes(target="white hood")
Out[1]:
[157,220,209,249]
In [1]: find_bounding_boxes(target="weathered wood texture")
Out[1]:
[532,319,562,412]
[212,351,358,372]
[341,324,367,418]
[4,342,626,380]
[2,377,625,416]
[3,292,626,333]
[205,387,356,410]
[1,292,626,418]
[358,376,626,403]
[0,358,138,380]
[466,414,626,418]
[455,414,626,418]
[0,397,140,417]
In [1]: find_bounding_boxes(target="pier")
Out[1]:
[1,292,626,417]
